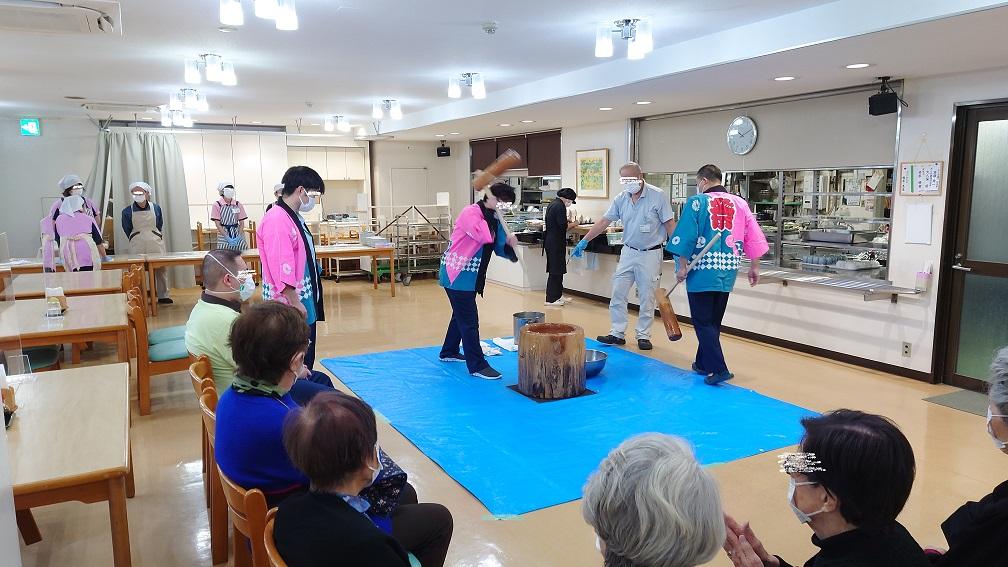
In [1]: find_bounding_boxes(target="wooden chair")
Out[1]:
[188,355,214,500]
[200,389,229,565]
[218,468,270,567]
[264,508,287,567]
[127,301,191,415]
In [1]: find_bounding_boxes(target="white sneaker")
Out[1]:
[561,296,574,303]
[471,366,502,380]
[544,299,566,307]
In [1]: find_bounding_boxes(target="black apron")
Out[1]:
[543,198,568,275]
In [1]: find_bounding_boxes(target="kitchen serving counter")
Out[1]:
[485,242,547,292]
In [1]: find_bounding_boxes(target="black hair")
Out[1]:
[696,164,723,183]
[201,249,243,289]
[283,391,378,488]
[281,166,326,197]
[229,302,310,385]
[482,182,516,204]
[800,409,916,530]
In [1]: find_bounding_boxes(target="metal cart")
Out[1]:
[373,205,452,286]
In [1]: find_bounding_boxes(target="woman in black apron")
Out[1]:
[544,187,578,306]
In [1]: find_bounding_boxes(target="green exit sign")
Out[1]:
[19,118,41,137]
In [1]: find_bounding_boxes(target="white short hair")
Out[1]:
[582,433,725,567]
[989,346,1008,414]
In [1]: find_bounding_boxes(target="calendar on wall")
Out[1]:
[899,161,943,195]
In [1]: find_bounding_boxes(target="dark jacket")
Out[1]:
[544,198,568,274]
[777,522,930,567]
[274,491,411,567]
[931,480,1008,567]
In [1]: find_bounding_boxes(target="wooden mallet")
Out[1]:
[656,232,722,341]
[471,149,522,190]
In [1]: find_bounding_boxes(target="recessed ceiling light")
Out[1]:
[520,119,535,123]
[599,107,613,111]
[310,123,320,126]
[218,26,238,33]
[141,117,153,120]
[64,95,86,100]
[635,101,652,105]
[449,132,461,135]
[499,123,511,127]
[435,134,445,137]
[774,76,796,81]
[250,121,262,124]
[845,63,871,69]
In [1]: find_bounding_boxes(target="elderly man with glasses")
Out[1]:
[571,162,675,351]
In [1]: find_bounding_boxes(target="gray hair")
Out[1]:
[990,346,1008,414]
[582,433,725,567]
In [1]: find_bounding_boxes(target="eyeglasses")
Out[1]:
[619,176,639,184]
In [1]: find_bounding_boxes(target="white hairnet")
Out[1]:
[59,195,85,216]
[58,174,83,191]
[216,181,234,193]
[273,183,284,195]
[129,181,153,196]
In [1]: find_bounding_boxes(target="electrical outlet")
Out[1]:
[902,342,912,357]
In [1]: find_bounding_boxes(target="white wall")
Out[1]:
[0,117,98,258]
[370,141,470,223]
[560,120,630,221]
[565,67,1008,375]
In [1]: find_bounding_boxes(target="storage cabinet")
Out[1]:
[305,147,328,178]
[326,148,347,180]
[470,131,560,175]
[526,131,561,176]
[288,146,367,180]
[345,148,366,180]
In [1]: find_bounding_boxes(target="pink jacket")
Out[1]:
[256,205,307,304]
[442,204,494,284]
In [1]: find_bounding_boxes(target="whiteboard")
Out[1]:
[899,161,943,195]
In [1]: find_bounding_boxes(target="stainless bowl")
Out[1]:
[585,350,607,378]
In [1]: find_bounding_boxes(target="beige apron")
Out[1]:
[129,207,167,255]
[60,235,103,272]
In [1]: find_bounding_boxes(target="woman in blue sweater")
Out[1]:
[214,302,450,562]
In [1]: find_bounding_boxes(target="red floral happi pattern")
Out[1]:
[708,195,735,231]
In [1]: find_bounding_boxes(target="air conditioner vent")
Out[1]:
[0,1,121,36]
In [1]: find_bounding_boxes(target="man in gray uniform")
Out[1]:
[571,162,675,350]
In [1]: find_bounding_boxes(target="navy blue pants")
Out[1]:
[288,370,334,406]
[687,291,731,375]
[440,289,487,374]
[304,321,317,370]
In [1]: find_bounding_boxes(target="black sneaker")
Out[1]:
[439,353,466,363]
[158,298,174,304]
[471,366,502,380]
[596,335,626,346]
[637,339,653,350]
[691,362,706,374]
[704,371,735,386]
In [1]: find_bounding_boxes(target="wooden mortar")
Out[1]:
[518,322,586,400]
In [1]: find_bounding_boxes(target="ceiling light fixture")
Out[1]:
[336,115,350,133]
[599,107,613,111]
[435,134,445,137]
[141,116,153,120]
[846,63,871,69]
[160,106,172,127]
[188,54,237,86]
[635,101,652,105]
[220,62,237,86]
[217,26,238,33]
[170,88,208,114]
[521,120,535,123]
[219,0,243,26]
[596,18,654,60]
[323,117,334,132]
[499,123,511,127]
[373,99,403,120]
[184,59,201,84]
[774,76,796,81]
[449,132,460,135]
[251,121,263,124]
[220,0,297,31]
[356,126,367,137]
[447,73,486,99]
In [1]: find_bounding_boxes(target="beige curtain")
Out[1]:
[88,130,194,287]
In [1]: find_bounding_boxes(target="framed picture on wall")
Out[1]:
[576,148,609,199]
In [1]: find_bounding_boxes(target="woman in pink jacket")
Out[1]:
[438,183,519,379]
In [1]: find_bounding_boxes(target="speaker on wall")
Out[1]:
[868,76,907,116]
[436,141,450,157]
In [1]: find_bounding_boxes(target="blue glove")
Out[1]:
[103,256,112,262]
[571,238,589,258]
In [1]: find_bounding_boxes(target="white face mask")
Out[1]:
[299,191,317,212]
[788,477,826,524]
[132,194,147,204]
[594,534,602,553]
[987,407,1008,450]
[620,178,642,194]
[207,255,256,301]
[70,187,83,196]
[222,188,236,200]
[367,443,383,486]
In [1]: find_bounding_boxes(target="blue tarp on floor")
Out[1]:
[322,340,814,516]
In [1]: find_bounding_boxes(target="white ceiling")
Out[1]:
[1,0,1007,140]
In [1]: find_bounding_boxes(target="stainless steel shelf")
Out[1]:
[782,216,891,224]
[780,191,893,197]
[750,265,920,302]
[782,240,889,252]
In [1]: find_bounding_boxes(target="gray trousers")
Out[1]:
[609,247,662,340]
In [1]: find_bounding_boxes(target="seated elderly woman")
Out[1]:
[724,409,930,567]
[582,433,725,567]
[275,391,453,567]
[214,302,451,565]
[927,346,1008,566]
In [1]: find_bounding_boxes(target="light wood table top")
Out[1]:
[0,256,146,275]
[0,293,128,343]
[12,269,123,299]
[6,363,130,494]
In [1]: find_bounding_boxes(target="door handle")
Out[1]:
[952,264,972,272]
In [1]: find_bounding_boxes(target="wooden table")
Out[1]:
[7,363,134,566]
[0,255,146,276]
[0,294,129,363]
[143,251,210,316]
[11,269,123,299]
[244,245,397,297]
